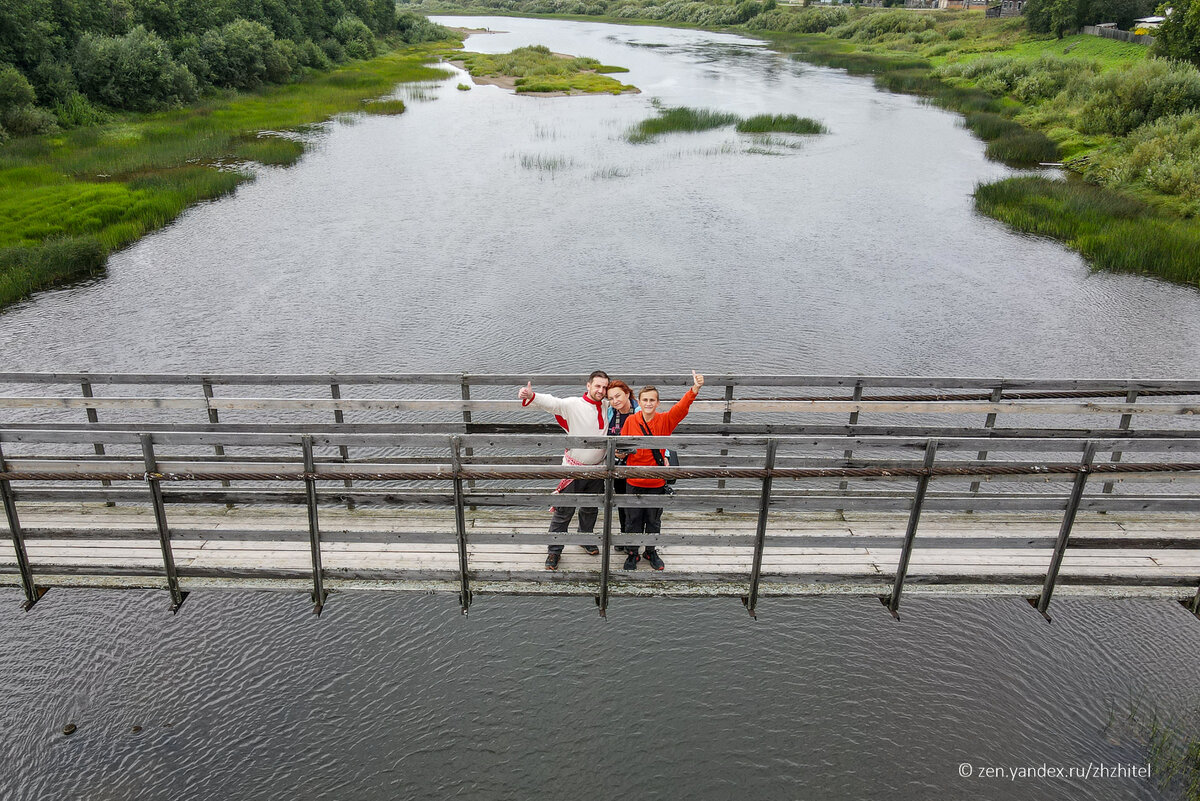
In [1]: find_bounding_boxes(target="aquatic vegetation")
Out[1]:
[629,105,826,143]
[975,176,1200,287]
[0,43,454,308]
[736,114,826,135]
[363,99,408,115]
[457,83,472,90]
[627,106,740,143]
[231,135,307,166]
[518,153,575,172]
[456,45,637,94]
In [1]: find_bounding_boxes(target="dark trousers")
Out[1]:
[548,477,604,555]
[624,484,666,554]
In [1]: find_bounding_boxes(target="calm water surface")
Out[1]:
[2,18,1199,800]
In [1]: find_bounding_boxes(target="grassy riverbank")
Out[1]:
[418,3,1200,288]
[0,42,454,309]
[455,44,637,93]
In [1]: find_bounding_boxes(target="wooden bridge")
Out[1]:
[2,371,1200,620]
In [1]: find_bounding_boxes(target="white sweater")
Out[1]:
[527,391,607,465]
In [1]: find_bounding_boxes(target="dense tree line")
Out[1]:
[0,0,452,137]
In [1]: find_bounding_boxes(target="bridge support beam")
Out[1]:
[597,441,616,618]
[1031,442,1097,621]
[743,440,778,618]
[302,436,327,615]
[0,441,45,610]
[883,440,939,619]
[140,434,187,613]
[450,436,471,615]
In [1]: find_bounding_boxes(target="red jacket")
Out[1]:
[620,388,697,488]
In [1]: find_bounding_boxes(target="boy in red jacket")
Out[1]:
[619,371,704,571]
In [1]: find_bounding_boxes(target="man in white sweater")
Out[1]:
[518,371,609,570]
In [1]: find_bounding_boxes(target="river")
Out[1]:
[1,17,1198,800]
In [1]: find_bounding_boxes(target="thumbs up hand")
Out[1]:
[518,381,535,401]
[691,371,705,393]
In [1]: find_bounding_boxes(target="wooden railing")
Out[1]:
[2,373,1199,617]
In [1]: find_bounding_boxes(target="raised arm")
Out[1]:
[519,381,570,415]
[663,371,704,431]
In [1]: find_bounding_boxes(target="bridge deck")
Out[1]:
[4,505,1199,601]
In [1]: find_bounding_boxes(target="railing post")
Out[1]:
[201,379,233,508]
[717,384,734,506]
[139,434,187,613]
[838,381,864,511]
[968,386,1004,503]
[450,436,471,614]
[882,439,939,619]
[81,376,114,507]
[1102,390,1137,496]
[330,382,354,510]
[302,435,327,615]
[597,440,616,618]
[0,441,46,609]
[461,375,476,505]
[1032,442,1097,621]
[743,439,778,618]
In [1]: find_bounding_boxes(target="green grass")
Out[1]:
[627,106,741,143]
[735,114,826,135]
[976,176,1200,287]
[962,32,1149,69]
[456,44,637,94]
[0,42,454,309]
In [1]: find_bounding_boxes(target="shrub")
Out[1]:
[1076,59,1200,135]
[51,91,107,127]
[0,65,37,114]
[395,11,457,43]
[73,26,197,111]
[1085,113,1200,211]
[332,15,378,60]
[2,103,59,135]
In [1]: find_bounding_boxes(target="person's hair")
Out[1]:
[588,370,610,383]
[638,385,659,400]
[606,379,633,398]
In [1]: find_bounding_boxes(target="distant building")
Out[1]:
[1000,0,1026,15]
[936,0,993,8]
[1132,15,1167,29]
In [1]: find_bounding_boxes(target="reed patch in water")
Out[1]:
[231,135,307,166]
[975,176,1200,287]
[627,106,741,143]
[736,114,826,135]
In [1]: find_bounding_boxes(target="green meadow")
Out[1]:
[0,43,452,308]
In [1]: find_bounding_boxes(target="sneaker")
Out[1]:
[582,545,600,556]
[545,552,560,570]
[623,551,640,571]
[643,548,664,571]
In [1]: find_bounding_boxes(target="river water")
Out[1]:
[2,17,1199,800]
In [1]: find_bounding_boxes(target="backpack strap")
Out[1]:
[637,417,665,467]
